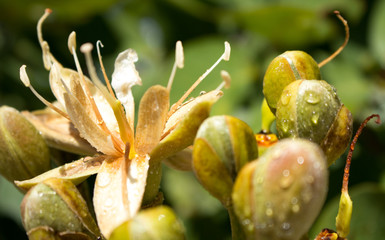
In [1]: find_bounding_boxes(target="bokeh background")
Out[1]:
[0,0,385,239]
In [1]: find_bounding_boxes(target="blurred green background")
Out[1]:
[0,0,385,239]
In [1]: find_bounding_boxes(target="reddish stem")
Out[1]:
[342,114,381,192]
[318,11,350,68]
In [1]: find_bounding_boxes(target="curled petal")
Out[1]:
[111,49,142,128]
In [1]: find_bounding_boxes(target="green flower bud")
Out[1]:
[109,206,185,240]
[263,51,321,113]
[0,106,50,182]
[276,80,353,165]
[192,115,258,207]
[232,139,328,240]
[21,178,101,239]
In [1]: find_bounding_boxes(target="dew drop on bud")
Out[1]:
[305,92,320,104]
[281,119,289,133]
[280,93,291,106]
[311,113,320,125]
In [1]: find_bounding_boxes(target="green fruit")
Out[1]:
[275,80,353,165]
[0,106,50,182]
[232,139,328,240]
[263,51,321,113]
[192,115,258,207]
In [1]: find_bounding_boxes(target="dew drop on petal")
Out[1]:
[97,172,111,188]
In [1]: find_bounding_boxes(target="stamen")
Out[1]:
[97,41,116,97]
[68,31,77,54]
[318,11,349,68]
[167,41,184,92]
[37,9,60,70]
[20,65,69,119]
[81,43,133,147]
[37,9,52,50]
[168,41,231,116]
[216,70,231,91]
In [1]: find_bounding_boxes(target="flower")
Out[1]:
[15,9,231,238]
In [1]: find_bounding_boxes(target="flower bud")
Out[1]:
[232,139,328,240]
[109,206,185,240]
[263,51,321,113]
[21,178,101,239]
[192,115,258,207]
[0,106,50,182]
[275,80,353,165]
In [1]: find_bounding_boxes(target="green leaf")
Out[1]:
[369,0,385,68]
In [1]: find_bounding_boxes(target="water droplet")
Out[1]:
[305,92,320,104]
[311,113,319,125]
[158,214,165,222]
[297,156,304,165]
[292,204,300,213]
[291,197,298,205]
[97,172,111,188]
[281,93,291,106]
[281,222,291,231]
[256,176,264,184]
[281,119,289,133]
[280,175,293,189]
[282,169,290,177]
[265,208,273,217]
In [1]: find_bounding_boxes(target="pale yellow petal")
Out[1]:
[135,85,169,155]
[93,155,149,238]
[63,92,118,156]
[22,109,96,156]
[15,155,106,192]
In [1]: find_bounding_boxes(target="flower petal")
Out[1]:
[63,92,118,156]
[93,155,149,238]
[22,109,97,156]
[150,90,222,162]
[15,155,106,192]
[135,85,169,156]
[111,49,142,129]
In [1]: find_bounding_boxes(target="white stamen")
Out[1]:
[68,31,77,53]
[216,70,231,91]
[176,41,184,68]
[167,41,184,91]
[224,41,231,61]
[168,41,232,116]
[20,65,30,87]
[19,65,69,119]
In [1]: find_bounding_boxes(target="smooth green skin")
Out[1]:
[263,51,321,113]
[276,80,352,165]
[0,106,50,182]
[232,139,328,240]
[192,115,258,207]
[109,206,185,240]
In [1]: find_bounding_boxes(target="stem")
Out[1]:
[227,205,247,240]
